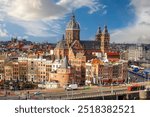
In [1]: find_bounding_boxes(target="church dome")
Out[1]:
[66,14,80,30]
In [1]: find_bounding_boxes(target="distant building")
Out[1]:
[128,45,145,61]
[49,57,72,87]
[145,46,150,61]
[120,50,128,60]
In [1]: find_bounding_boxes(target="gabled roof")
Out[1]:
[55,40,68,49]
[70,40,83,49]
[80,41,101,50]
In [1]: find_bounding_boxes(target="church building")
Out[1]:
[53,14,111,85]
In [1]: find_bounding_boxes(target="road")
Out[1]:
[0,85,130,100]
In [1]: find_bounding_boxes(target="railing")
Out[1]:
[1,81,150,100]
[42,89,140,100]
[0,90,145,100]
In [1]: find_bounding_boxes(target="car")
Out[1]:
[65,84,78,91]
[111,83,119,86]
[34,91,42,95]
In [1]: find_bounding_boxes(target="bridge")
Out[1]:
[45,89,150,100]
[0,82,150,100]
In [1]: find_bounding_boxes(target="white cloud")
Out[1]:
[1,0,102,21]
[0,0,103,39]
[57,0,103,14]
[0,28,8,37]
[6,0,67,21]
[0,23,8,37]
[111,0,150,43]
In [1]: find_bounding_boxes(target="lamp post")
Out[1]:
[98,76,104,100]
[3,78,6,96]
[71,88,73,98]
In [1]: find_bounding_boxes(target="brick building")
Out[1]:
[53,14,111,85]
[54,14,110,60]
[18,58,28,81]
[85,58,128,85]
[0,58,5,81]
[12,61,19,81]
[49,57,72,87]
[4,62,13,81]
[27,58,38,82]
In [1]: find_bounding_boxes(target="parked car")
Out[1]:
[34,91,42,95]
[65,84,78,91]
[111,83,119,86]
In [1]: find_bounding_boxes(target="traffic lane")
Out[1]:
[44,89,128,100]
[33,87,127,99]
[29,85,127,95]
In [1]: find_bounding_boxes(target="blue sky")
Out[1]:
[0,0,150,43]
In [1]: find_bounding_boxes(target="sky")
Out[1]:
[0,0,150,43]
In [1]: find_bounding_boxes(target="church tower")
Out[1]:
[101,25,110,52]
[66,14,80,46]
[95,26,104,53]
[95,26,102,41]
